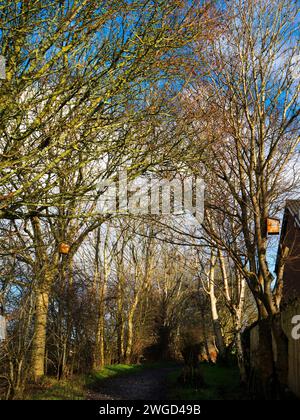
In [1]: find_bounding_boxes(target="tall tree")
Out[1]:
[184,0,299,393]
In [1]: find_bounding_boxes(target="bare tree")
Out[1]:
[184,0,299,394]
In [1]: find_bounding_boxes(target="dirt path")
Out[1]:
[87,367,176,400]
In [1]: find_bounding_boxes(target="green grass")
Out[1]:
[25,376,87,400]
[24,363,151,400]
[86,363,144,390]
[24,361,246,400]
[167,363,249,400]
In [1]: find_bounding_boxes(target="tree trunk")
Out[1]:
[271,315,289,396]
[125,309,135,364]
[200,301,211,362]
[235,271,246,382]
[125,292,140,364]
[211,311,226,359]
[257,318,275,399]
[235,328,247,383]
[116,280,125,363]
[31,289,50,381]
[92,227,109,370]
[117,318,125,364]
[209,253,226,359]
[30,216,58,382]
[93,306,105,370]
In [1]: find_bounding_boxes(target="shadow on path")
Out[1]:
[87,367,177,400]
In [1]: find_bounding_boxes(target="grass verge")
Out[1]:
[24,375,87,400]
[167,363,249,400]
[24,364,145,400]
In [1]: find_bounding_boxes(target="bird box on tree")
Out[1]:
[59,242,70,254]
[266,217,280,235]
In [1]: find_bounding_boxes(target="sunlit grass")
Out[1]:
[87,363,144,386]
[25,362,191,400]
[25,376,86,400]
[25,364,145,400]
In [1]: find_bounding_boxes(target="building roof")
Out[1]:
[275,199,300,275]
[286,200,300,229]
[275,199,300,303]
